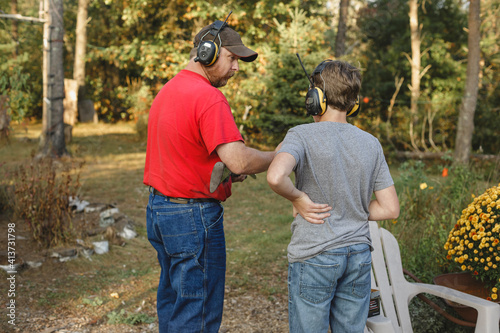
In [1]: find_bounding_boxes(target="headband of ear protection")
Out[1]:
[302,58,361,117]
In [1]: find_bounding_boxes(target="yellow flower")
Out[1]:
[445,183,500,299]
[420,183,428,190]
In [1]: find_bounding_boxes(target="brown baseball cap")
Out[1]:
[194,22,258,62]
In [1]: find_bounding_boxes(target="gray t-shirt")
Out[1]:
[278,122,394,262]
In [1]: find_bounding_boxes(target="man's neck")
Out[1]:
[186,60,208,78]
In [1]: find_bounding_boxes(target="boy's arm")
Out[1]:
[267,152,331,224]
[368,185,400,221]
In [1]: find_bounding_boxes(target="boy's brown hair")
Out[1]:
[311,60,361,113]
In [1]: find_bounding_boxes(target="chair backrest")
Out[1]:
[369,221,414,333]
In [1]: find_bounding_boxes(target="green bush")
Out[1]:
[135,113,149,142]
[380,160,490,332]
[383,160,486,282]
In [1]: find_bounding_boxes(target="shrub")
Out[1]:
[385,160,486,282]
[135,113,148,141]
[444,183,500,301]
[8,156,84,248]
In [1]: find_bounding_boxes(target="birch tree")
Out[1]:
[40,0,66,157]
[454,0,481,164]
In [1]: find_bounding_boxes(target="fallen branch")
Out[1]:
[394,151,499,161]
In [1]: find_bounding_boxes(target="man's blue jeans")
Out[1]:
[288,243,372,333]
[147,193,226,333]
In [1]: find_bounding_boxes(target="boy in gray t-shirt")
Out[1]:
[267,60,399,333]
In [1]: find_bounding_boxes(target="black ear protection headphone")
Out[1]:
[194,11,232,66]
[296,54,360,117]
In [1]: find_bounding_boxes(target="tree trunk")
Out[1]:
[40,0,66,157]
[454,0,481,165]
[74,0,89,109]
[335,0,349,57]
[10,0,18,57]
[408,0,421,152]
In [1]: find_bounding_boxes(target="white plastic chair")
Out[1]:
[365,221,500,333]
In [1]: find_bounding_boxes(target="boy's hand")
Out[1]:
[292,192,331,224]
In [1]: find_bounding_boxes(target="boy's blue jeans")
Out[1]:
[288,243,372,333]
[147,193,226,333]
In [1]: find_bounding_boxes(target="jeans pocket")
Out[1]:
[180,256,204,298]
[299,261,341,304]
[352,257,372,298]
[202,203,224,230]
[157,208,201,257]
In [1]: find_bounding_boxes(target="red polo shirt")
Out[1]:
[143,70,243,201]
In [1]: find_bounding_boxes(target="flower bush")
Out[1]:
[444,183,500,301]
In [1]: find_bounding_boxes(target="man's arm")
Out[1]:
[267,152,331,224]
[216,141,275,175]
[368,185,400,221]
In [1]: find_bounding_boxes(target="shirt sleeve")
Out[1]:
[278,128,304,169]
[373,142,394,191]
[200,100,244,154]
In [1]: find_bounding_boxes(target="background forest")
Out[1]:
[0,0,499,155]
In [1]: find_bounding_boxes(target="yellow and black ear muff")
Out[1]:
[195,23,223,66]
[296,55,330,116]
[305,60,332,116]
[305,86,327,116]
[347,95,360,117]
[194,12,232,66]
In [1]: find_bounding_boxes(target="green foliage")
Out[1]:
[135,113,148,141]
[1,0,498,152]
[6,156,84,248]
[383,159,490,283]
[472,0,500,154]
[0,1,43,119]
[252,6,331,145]
[357,0,472,152]
[0,66,32,123]
[107,309,155,325]
[409,296,473,333]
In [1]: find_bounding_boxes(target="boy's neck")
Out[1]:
[315,107,348,123]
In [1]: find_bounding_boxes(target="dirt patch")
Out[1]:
[0,211,289,333]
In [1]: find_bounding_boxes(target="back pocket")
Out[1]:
[157,208,201,257]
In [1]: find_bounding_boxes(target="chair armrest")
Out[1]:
[411,282,500,333]
[366,314,396,333]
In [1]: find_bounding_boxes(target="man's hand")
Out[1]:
[291,192,331,224]
[231,174,248,183]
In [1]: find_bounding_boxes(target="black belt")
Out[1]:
[152,188,219,204]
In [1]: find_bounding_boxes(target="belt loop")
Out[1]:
[149,186,155,197]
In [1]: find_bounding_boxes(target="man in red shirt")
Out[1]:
[144,20,276,332]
